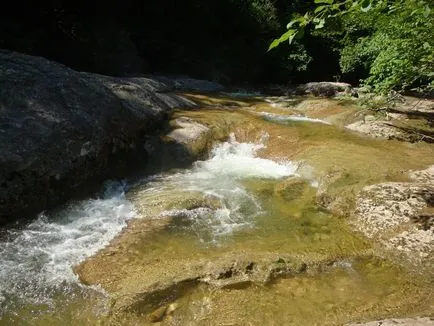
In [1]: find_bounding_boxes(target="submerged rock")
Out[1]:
[0,50,222,225]
[148,302,178,323]
[127,186,223,219]
[348,317,434,326]
[274,176,310,201]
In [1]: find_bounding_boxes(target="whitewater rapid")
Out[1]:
[0,134,299,312]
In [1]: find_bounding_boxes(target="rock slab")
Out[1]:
[0,50,221,225]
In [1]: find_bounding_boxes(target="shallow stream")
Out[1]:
[0,93,433,325]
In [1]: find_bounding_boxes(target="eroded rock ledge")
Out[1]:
[351,166,434,267]
[0,50,222,225]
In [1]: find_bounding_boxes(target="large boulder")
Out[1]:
[0,50,220,225]
[296,82,356,98]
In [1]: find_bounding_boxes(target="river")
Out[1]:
[1,93,433,325]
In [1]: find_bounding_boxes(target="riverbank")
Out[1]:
[0,50,223,226]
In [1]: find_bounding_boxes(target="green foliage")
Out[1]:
[358,91,405,116]
[249,0,280,30]
[272,0,434,93]
[340,0,434,93]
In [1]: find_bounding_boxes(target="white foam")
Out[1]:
[141,134,299,242]
[188,134,298,181]
[0,135,301,310]
[0,181,136,307]
[260,111,331,125]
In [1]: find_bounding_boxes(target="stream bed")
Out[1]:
[0,93,433,325]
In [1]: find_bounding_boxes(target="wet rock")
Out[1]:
[347,317,434,326]
[141,114,231,171]
[289,97,358,126]
[149,305,168,323]
[75,188,223,293]
[76,233,322,318]
[153,75,224,93]
[148,302,178,323]
[201,257,285,288]
[274,177,310,201]
[113,255,306,314]
[345,96,434,143]
[164,117,214,162]
[410,165,434,185]
[346,119,407,141]
[127,187,222,219]
[0,50,220,225]
[296,82,356,98]
[315,169,356,217]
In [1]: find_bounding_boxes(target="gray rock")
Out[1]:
[296,82,356,97]
[0,50,218,225]
[153,75,224,92]
[351,167,434,265]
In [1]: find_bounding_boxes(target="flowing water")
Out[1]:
[0,93,433,325]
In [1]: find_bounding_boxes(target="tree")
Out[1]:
[270,0,434,93]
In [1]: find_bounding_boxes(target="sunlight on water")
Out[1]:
[135,133,301,241]
[0,181,135,312]
[2,92,432,325]
[189,133,299,179]
[259,111,331,124]
[0,134,300,316]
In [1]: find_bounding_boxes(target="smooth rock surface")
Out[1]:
[0,50,221,224]
[346,96,434,143]
[296,81,355,97]
[346,119,406,140]
[164,117,214,162]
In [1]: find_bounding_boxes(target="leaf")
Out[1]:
[295,28,305,39]
[286,16,305,29]
[314,0,333,4]
[314,5,327,14]
[423,5,431,18]
[268,29,297,51]
[268,39,282,51]
[286,19,298,29]
[360,0,372,12]
[286,16,303,29]
[315,18,325,29]
[331,2,344,10]
[288,30,298,44]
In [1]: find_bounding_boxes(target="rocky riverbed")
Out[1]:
[1,54,433,325]
[72,92,433,325]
